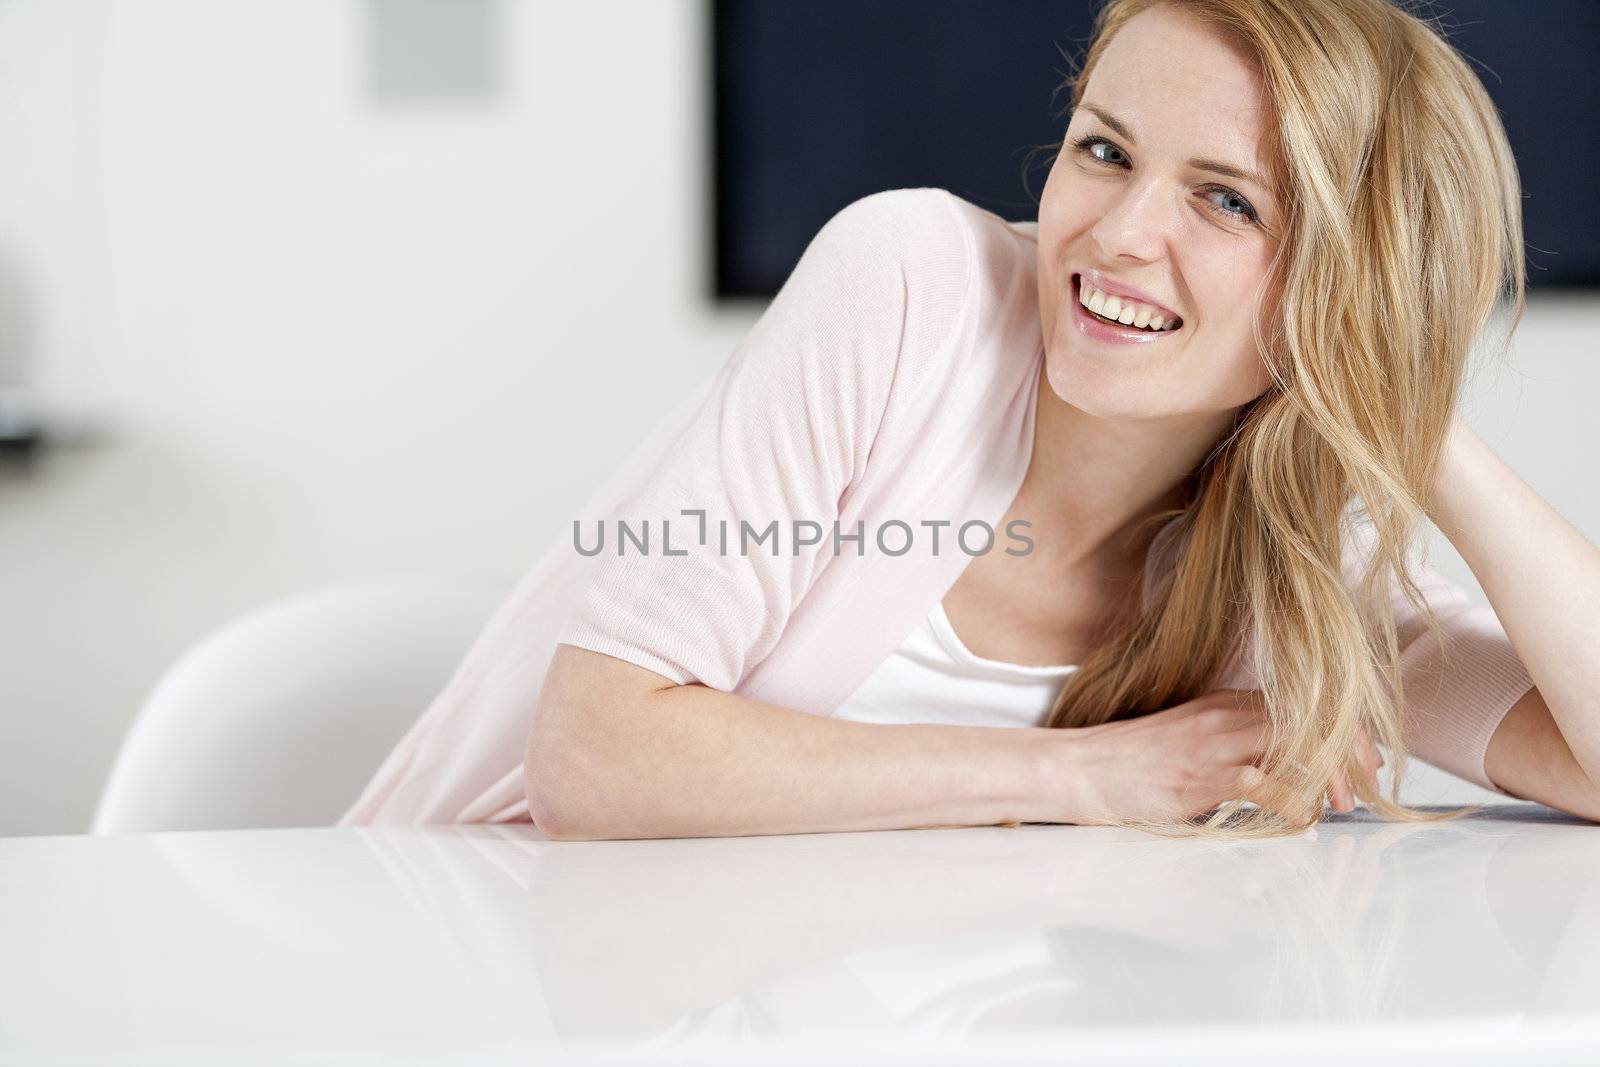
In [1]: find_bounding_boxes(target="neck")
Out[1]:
[1021,362,1235,574]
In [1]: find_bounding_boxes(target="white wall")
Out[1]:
[0,0,759,835]
[1,0,1596,836]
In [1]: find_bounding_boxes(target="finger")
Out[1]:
[1330,767,1353,813]
[1363,728,1385,783]
[1356,723,1377,766]
[1234,765,1268,806]
[1353,726,1383,791]
[1236,766,1318,827]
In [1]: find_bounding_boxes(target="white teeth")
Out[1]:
[1076,278,1180,332]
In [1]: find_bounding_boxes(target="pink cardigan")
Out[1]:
[339,188,1534,825]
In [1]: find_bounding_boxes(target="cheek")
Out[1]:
[1036,268,1058,344]
[1229,342,1277,399]
[1040,167,1102,244]
[1035,171,1099,338]
[1208,283,1281,397]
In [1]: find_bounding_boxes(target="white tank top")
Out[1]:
[830,600,1078,729]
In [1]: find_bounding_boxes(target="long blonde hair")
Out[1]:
[1031,0,1526,839]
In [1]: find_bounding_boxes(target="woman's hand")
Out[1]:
[1051,688,1384,827]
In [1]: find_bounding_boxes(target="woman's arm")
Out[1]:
[1428,417,1600,816]
[527,647,1354,838]
[1485,686,1600,820]
[525,644,1062,839]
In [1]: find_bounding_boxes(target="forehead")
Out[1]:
[1086,6,1275,172]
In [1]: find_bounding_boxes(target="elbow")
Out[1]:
[525,644,680,840]
[527,770,629,841]
[524,700,633,841]
[524,765,572,839]
[527,783,632,842]
[529,807,590,843]
[524,726,605,841]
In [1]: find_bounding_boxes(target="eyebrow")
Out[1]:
[1079,103,1275,197]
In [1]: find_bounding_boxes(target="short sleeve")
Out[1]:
[555,188,971,692]
[1351,526,1535,795]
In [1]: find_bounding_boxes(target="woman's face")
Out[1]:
[1037,4,1285,422]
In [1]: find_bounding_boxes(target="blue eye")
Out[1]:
[1070,134,1129,168]
[1204,186,1257,222]
[1067,133,1261,227]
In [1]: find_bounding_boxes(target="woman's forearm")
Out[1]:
[525,653,1063,840]
[1428,418,1600,795]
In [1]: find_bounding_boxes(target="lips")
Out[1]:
[1078,268,1184,328]
[1068,274,1183,345]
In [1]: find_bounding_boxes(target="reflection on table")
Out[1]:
[3,804,1598,1063]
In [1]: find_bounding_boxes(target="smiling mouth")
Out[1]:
[1071,274,1185,333]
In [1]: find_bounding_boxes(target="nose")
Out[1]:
[1089,177,1172,264]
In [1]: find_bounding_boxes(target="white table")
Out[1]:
[3,804,1599,1065]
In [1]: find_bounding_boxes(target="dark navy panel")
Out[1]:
[712,0,1598,297]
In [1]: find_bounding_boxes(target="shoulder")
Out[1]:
[810,187,1040,371]
[818,186,968,248]
[803,188,972,307]
[756,189,1042,466]
[854,189,1040,342]
[815,186,1036,290]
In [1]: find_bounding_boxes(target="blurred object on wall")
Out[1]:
[0,247,40,461]
[0,390,41,461]
[0,0,107,464]
[366,0,500,106]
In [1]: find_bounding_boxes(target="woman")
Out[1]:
[341,0,1600,839]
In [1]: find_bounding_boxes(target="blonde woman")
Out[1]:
[341,0,1600,839]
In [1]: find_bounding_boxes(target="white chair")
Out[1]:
[91,575,516,834]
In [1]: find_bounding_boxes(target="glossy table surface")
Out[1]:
[3,804,1599,1065]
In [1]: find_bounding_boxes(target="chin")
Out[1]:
[1042,345,1145,420]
